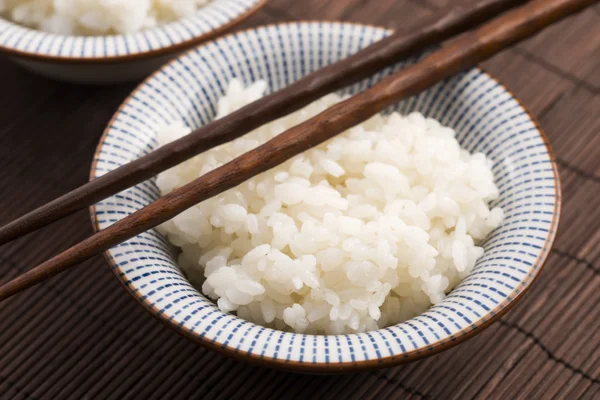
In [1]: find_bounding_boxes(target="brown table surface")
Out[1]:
[1,1,599,399]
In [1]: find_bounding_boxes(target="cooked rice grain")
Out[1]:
[156,79,504,334]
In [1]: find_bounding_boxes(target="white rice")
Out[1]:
[0,0,212,35]
[156,79,504,335]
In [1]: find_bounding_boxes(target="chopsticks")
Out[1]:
[0,0,596,302]
[0,0,527,246]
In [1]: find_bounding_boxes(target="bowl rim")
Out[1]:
[0,0,268,64]
[89,21,562,373]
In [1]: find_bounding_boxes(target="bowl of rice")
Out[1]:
[90,22,561,372]
[0,0,267,83]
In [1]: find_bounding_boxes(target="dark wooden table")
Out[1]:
[1,1,599,399]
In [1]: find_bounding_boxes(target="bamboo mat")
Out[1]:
[0,1,599,399]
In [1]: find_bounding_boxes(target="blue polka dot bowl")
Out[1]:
[90,22,561,372]
[0,0,266,84]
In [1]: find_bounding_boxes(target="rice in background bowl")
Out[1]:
[0,0,267,83]
[0,0,214,35]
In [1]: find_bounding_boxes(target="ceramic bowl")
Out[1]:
[90,22,561,372]
[0,0,266,84]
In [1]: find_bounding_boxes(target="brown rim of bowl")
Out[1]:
[0,0,268,64]
[88,21,562,373]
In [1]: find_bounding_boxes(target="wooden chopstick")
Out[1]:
[0,0,595,302]
[0,0,528,246]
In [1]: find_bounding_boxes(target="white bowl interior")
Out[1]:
[91,22,559,367]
